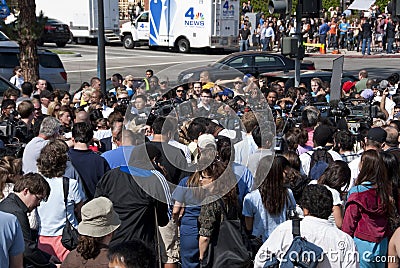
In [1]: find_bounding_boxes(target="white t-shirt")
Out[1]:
[10,75,24,89]
[254,216,358,268]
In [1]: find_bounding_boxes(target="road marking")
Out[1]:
[66,59,214,73]
[61,53,217,62]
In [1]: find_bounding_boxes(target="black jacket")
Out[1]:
[0,193,56,267]
[95,166,170,247]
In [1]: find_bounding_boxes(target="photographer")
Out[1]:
[0,99,17,122]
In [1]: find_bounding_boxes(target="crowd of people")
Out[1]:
[239,3,400,55]
[1,64,400,268]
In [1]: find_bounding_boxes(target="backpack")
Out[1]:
[201,199,253,268]
[307,148,333,181]
[263,218,324,268]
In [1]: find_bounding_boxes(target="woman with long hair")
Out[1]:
[242,155,296,242]
[61,197,120,267]
[380,152,400,213]
[311,160,351,228]
[172,146,217,268]
[342,150,392,267]
[197,159,238,264]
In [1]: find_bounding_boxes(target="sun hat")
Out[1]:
[78,197,121,237]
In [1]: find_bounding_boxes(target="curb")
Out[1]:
[305,52,400,59]
[57,52,82,58]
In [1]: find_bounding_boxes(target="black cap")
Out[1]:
[367,127,387,143]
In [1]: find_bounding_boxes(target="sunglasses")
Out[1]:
[176,90,183,92]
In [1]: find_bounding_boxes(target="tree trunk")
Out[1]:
[17,0,39,84]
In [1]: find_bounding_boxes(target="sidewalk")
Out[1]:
[305,48,400,58]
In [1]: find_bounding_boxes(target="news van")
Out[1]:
[120,0,240,52]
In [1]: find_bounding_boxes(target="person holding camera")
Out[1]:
[0,99,17,122]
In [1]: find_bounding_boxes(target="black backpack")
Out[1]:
[263,218,324,268]
[307,148,334,181]
[201,199,253,268]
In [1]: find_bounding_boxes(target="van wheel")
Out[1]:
[123,35,135,49]
[177,38,190,53]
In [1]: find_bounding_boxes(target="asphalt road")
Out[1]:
[42,43,400,92]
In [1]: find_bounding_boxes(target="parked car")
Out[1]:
[0,46,70,90]
[177,51,315,83]
[0,74,19,99]
[38,18,72,47]
[0,30,18,47]
[259,70,358,90]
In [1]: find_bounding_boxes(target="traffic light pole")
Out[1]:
[294,0,302,87]
[97,0,106,96]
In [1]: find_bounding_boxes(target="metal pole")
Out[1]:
[97,0,106,96]
[295,0,302,87]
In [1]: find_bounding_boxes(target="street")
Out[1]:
[42,43,400,92]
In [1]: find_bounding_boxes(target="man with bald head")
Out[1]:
[74,109,90,124]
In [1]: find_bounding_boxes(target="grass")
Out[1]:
[48,49,75,54]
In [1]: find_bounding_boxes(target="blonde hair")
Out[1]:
[47,101,61,117]
[116,88,129,98]
[83,88,94,98]
[123,75,134,86]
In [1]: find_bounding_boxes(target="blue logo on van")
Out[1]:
[184,7,205,27]
[222,1,235,18]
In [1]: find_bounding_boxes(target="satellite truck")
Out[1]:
[120,0,240,52]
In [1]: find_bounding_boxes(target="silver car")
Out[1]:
[0,32,70,90]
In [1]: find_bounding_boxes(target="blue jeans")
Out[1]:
[319,34,327,49]
[362,38,371,55]
[265,36,271,51]
[387,37,394,53]
[329,34,337,49]
[240,40,248,51]
[261,38,267,51]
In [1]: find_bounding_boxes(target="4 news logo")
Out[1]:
[184,7,205,27]
[222,0,235,18]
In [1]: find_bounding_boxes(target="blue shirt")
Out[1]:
[319,23,330,35]
[0,211,25,267]
[172,177,201,236]
[102,146,135,169]
[232,162,254,205]
[339,22,350,35]
[242,189,295,241]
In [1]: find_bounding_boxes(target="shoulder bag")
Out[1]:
[61,177,79,251]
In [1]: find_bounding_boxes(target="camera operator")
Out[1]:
[14,100,34,144]
[0,99,17,122]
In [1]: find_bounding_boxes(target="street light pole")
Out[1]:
[295,0,302,87]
